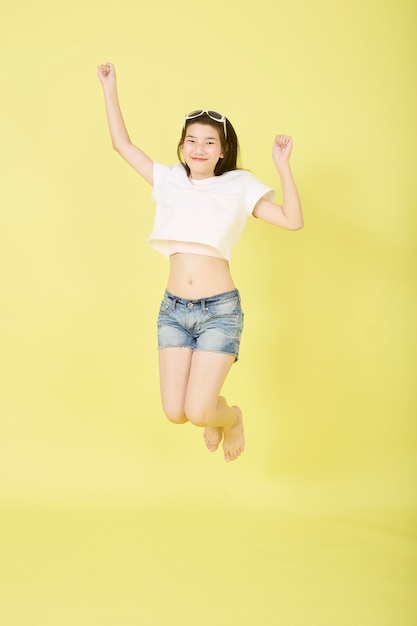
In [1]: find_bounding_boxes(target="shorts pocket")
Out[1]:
[207,297,241,318]
[158,297,172,316]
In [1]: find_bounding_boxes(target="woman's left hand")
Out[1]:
[272,134,293,165]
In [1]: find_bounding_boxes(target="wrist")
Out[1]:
[275,160,292,174]
[101,81,117,94]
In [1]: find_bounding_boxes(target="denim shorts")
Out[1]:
[157,289,244,359]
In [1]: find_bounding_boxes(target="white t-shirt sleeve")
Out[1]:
[152,163,171,202]
[242,171,276,215]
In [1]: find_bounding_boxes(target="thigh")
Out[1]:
[185,350,236,417]
[158,347,193,421]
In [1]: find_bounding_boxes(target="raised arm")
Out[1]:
[252,135,303,230]
[97,63,153,185]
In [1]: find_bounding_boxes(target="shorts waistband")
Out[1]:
[164,289,240,308]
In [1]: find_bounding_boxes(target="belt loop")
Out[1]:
[201,298,206,311]
[172,296,176,310]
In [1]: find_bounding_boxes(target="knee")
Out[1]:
[184,403,212,427]
[166,412,188,425]
[162,404,188,425]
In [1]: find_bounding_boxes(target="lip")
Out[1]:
[191,157,207,162]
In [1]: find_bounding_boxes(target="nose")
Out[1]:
[193,141,206,154]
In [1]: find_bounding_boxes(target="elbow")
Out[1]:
[282,202,303,230]
[112,139,130,154]
[287,218,304,231]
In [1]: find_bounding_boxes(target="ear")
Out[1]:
[221,143,229,158]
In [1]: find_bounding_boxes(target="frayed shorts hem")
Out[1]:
[157,345,239,361]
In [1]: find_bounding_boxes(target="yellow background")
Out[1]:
[1,0,416,624]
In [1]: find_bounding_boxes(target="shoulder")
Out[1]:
[153,162,185,181]
[212,169,253,189]
[220,169,274,194]
[217,169,263,185]
[153,163,187,197]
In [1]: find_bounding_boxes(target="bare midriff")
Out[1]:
[167,243,236,300]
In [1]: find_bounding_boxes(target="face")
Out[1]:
[181,123,224,179]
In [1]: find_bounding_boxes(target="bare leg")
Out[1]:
[185,352,245,462]
[158,349,244,461]
[158,347,193,424]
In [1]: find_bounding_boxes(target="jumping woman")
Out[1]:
[97,62,303,462]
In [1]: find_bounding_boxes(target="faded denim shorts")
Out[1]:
[157,289,244,360]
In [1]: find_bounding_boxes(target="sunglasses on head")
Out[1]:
[184,109,227,139]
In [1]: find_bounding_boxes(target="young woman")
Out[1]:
[97,62,303,463]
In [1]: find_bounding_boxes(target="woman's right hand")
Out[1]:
[97,62,116,87]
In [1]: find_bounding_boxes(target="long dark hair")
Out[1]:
[177,112,240,176]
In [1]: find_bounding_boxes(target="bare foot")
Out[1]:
[222,406,245,462]
[203,426,223,452]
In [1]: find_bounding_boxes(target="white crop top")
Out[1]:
[168,241,226,259]
[147,163,275,260]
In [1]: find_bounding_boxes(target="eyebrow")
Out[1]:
[185,134,219,140]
